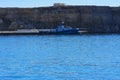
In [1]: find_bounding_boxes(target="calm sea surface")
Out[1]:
[0,35,120,80]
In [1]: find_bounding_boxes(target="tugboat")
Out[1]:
[51,22,79,34]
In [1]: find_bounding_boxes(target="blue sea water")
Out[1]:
[0,35,120,80]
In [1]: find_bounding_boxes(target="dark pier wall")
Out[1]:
[0,6,120,33]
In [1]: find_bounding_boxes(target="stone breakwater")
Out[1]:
[0,5,120,33]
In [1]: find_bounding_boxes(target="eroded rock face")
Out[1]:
[9,21,18,30]
[0,6,120,33]
[0,18,3,24]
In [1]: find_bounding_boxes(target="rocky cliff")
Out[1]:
[0,5,120,33]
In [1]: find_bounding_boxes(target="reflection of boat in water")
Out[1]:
[50,22,79,34]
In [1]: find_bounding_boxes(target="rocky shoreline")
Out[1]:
[0,5,120,33]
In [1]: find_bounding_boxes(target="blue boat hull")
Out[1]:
[50,29,79,34]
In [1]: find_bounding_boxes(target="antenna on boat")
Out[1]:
[58,21,64,26]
